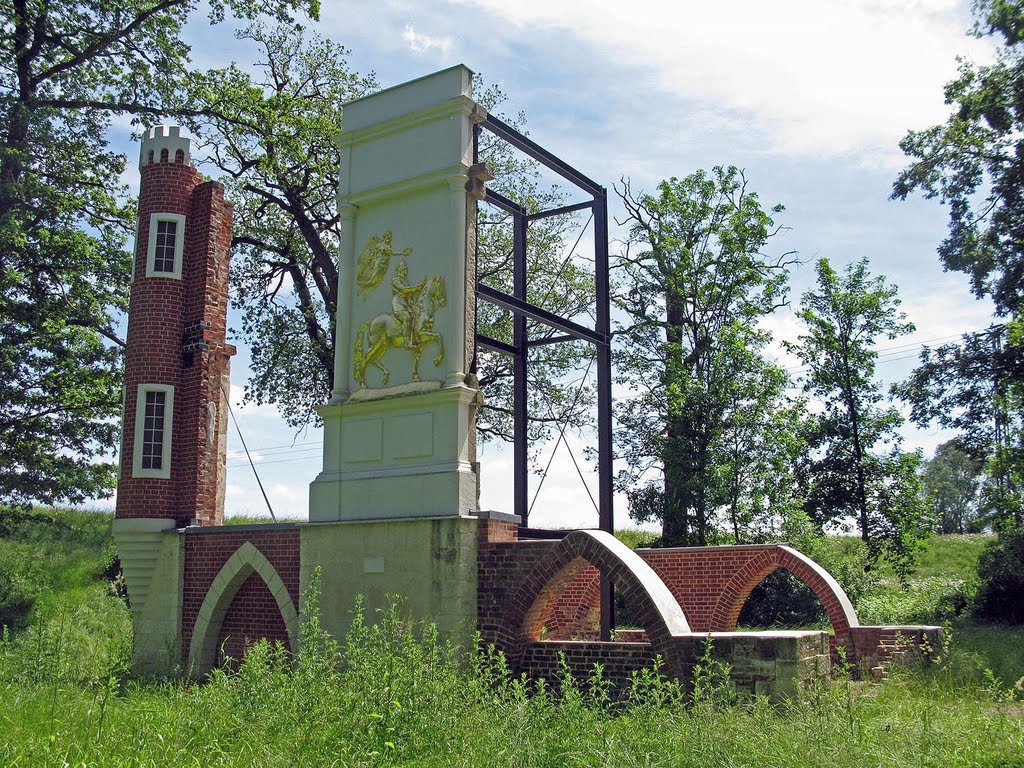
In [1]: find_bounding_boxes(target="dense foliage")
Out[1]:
[974,529,1024,624]
[922,439,984,534]
[787,258,927,575]
[893,0,1024,531]
[892,0,1024,620]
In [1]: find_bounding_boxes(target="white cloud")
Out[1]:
[479,433,647,530]
[228,383,283,418]
[402,24,454,58]
[453,0,992,159]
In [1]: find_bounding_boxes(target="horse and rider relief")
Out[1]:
[353,231,447,388]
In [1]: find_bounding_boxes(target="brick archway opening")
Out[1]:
[710,546,858,647]
[186,541,299,677]
[497,530,690,668]
[215,572,293,669]
[735,567,831,629]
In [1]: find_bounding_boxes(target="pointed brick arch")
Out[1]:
[499,530,690,660]
[709,545,858,643]
[186,541,299,676]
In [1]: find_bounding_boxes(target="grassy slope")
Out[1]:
[0,507,120,628]
[0,508,132,686]
[0,513,1020,767]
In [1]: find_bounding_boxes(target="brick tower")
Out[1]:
[115,125,235,529]
[113,126,236,671]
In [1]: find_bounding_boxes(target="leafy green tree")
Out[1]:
[0,0,316,504]
[892,0,1024,322]
[974,527,1024,624]
[185,24,375,426]
[895,325,1024,530]
[615,167,795,545]
[470,109,594,445]
[892,0,1024,529]
[718,344,807,544]
[922,439,984,533]
[189,29,592,442]
[787,257,927,574]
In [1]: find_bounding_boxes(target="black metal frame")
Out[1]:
[473,114,614,637]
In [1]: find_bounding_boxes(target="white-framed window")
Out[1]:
[132,383,174,479]
[146,212,185,279]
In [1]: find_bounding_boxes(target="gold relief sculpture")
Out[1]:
[356,231,411,299]
[353,232,446,388]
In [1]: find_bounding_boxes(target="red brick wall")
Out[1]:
[181,527,301,665]
[519,640,658,695]
[478,537,943,675]
[117,160,198,523]
[546,564,601,641]
[217,573,292,666]
[477,539,553,647]
[177,181,234,527]
[849,625,941,672]
[116,146,235,528]
[533,545,857,646]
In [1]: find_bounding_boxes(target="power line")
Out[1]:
[225,438,319,457]
[782,328,994,376]
[226,448,323,469]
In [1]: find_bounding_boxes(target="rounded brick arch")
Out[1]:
[186,541,299,677]
[501,530,690,659]
[709,545,858,640]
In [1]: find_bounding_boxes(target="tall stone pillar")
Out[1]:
[310,65,485,522]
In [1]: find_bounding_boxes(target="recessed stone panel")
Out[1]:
[388,411,434,459]
[342,418,383,462]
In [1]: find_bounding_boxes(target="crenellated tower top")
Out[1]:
[139,125,192,170]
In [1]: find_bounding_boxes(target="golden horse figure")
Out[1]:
[353,272,447,388]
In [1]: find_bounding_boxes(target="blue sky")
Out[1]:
[112,0,1000,527]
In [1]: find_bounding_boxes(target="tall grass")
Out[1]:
[1,580,1023,767]
[0,506,118,632]
[1,514,1021,766]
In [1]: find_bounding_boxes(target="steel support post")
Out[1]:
[513,211,529,526]
[594,189,615,639]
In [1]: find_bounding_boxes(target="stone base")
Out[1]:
[299,515,481,652]
[310,385,481,522]
[519,631,831,702]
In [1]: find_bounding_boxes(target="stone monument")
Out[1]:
[309,65,486,523]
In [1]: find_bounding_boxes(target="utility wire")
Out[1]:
[781,328,994,376]
[226,449,323,469]
[221,383,277,521]
[226,438,319,457]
